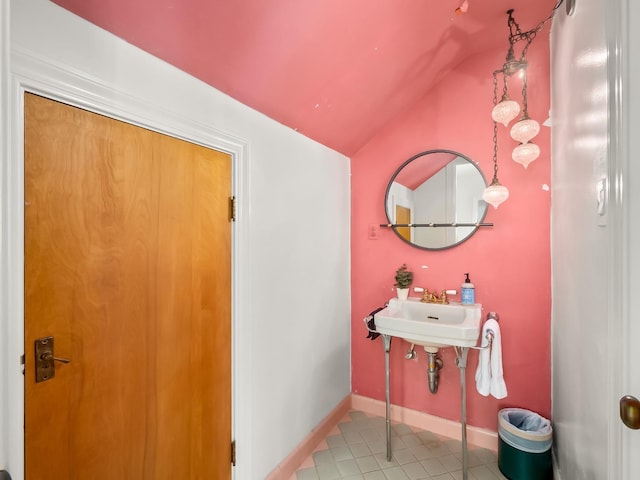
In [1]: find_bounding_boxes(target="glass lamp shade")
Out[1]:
[482,180,509,209]
[512,142,540,168]
[491,98,520,127]
[510,117,540,143]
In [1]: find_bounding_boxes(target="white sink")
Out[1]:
[374,298,482,350]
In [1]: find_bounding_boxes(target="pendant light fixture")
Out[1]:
[491,47,521,126]
[489,3,563,174]
[482,181,509,209]
[482,72,510,209]
[510,116,540,144]
[512,142,540,168]
[482,176,509,208]
[492,93,520,127]
[509,70,540,144]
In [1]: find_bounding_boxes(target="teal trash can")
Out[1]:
[498,408,553,480]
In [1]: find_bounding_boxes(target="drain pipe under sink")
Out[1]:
[425,348,443,394]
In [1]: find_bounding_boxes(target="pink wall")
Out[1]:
[351,44,551,431]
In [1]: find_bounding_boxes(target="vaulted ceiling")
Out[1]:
[52,0,557,156]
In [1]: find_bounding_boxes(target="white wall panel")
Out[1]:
[551,0,611,478]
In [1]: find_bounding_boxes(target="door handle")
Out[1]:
[34,336,70,383]
[620,395,640,429]
[39,352,71,364]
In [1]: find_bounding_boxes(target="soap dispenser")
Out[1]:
[461,273,475,305]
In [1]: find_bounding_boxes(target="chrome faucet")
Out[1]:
[413,287,457,304]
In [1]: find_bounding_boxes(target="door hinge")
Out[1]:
[229,196,236,222]
[231,440,236,466]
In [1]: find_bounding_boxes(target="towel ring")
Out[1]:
[470,330,495,350]
[470,312,499,350]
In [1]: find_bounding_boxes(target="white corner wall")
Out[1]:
[0,1,351,479]
[550,0,615,478]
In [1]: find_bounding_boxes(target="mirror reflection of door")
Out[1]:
[395,205,412,242]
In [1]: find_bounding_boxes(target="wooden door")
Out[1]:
[395,205,411,242]
[23,93,232,480]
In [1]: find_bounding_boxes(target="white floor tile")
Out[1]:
[294,411,498,480]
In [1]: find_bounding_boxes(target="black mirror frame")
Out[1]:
[384,149,489,251]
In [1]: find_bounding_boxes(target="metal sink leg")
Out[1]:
[455,347,470,480]
[382,334,392,462]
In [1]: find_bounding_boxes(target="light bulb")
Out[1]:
[510,117,540,143]
[482,181,509,209]
[512,142,540,168]
[492,98,521,127]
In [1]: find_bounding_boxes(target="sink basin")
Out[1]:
[374,298,482,350]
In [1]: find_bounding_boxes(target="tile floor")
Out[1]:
[292,410,508,480]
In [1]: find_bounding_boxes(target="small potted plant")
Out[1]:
[394,264,413,300]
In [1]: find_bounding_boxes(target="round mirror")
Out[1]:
[384,149,489,250]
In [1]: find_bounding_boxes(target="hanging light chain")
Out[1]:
[498,3,563,125]
[520,69,529,116]
[492,71,500,182]
[507,1,563,42]
[506,1,564,63]
[501,66,509,99]
[484,2,565,203]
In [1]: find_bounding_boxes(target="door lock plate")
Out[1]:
[34,336,71,382]
[35,336,57,383]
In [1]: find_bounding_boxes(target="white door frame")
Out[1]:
[607,0,624,477]
[606,0,640,477]
[1,48,252,480]
[612,0,640,477]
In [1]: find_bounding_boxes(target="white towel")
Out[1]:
[488,320,507,399]
[475,320,492,396]
[475,318,508,399]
